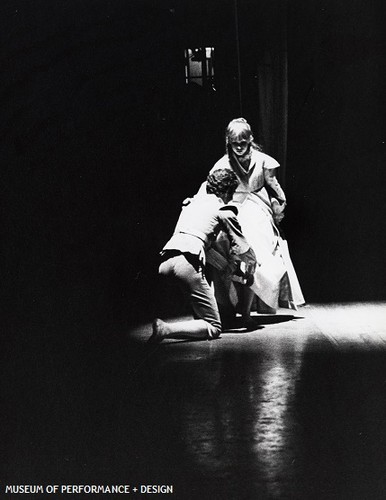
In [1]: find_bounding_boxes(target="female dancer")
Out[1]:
[194,118,304,323]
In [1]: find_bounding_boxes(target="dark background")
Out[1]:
[1,0,385,490]
[2,0,385,335]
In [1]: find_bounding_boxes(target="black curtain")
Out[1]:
[236,0,289,185]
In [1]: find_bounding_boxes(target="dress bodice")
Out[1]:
[211,149,279,204]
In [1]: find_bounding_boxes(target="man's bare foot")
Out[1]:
[148,318,169,343]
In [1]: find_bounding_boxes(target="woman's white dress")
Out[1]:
[208,149,304,310]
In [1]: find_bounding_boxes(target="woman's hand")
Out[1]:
[271,199,285,224]
[273,212,285,224]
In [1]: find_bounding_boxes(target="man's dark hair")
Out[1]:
[206,168,239,197]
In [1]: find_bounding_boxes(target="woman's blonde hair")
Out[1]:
[225,118,262,152]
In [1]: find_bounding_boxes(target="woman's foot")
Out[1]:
[148,319,169,343]
[242,315,258,331]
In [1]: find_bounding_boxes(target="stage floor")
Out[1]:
[3,302,386,499]
[124,302,386,498]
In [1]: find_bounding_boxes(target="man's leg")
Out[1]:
[150,255,221,343]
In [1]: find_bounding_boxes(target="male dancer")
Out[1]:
[149,168,256,343]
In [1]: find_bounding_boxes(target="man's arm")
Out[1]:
[218,206,258,269]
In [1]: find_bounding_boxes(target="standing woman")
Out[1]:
[196,118,304,320]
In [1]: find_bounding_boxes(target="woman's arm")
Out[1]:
[263,167,286,205]
[263,167,287,224]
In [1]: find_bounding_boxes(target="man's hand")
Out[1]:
[231,247,258,285]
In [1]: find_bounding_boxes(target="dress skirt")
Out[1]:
[213,188,305,311]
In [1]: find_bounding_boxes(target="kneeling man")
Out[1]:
[149,168,256,343]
